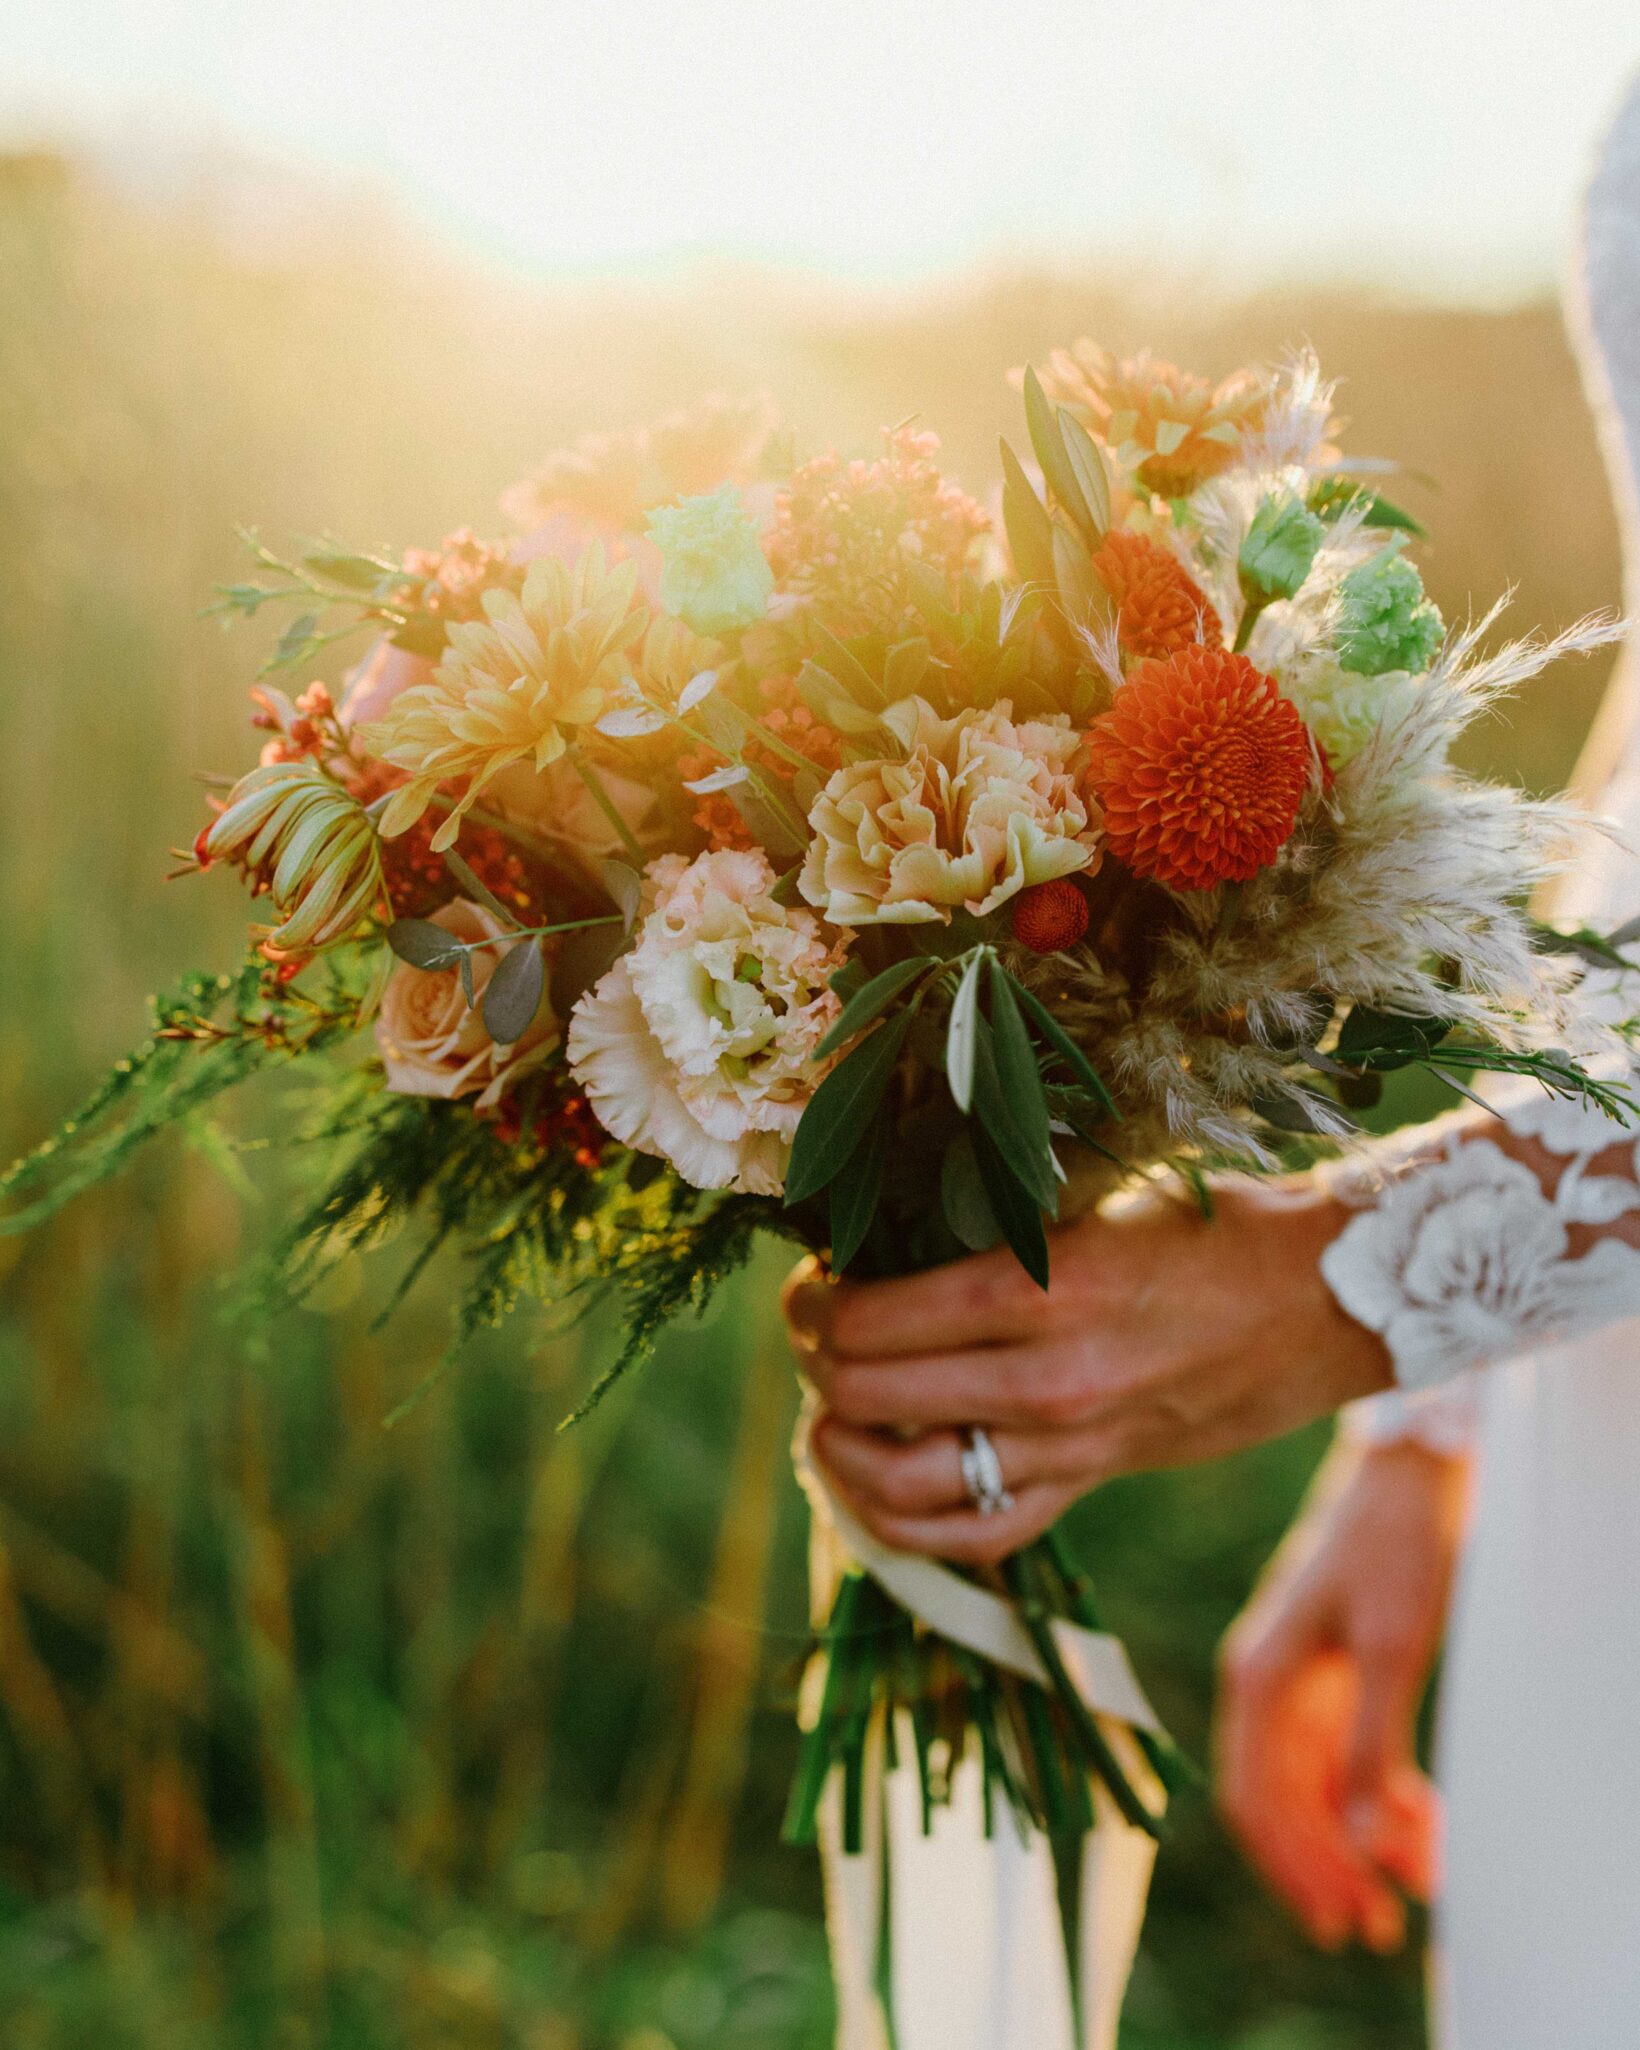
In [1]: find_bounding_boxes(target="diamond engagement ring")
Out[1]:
[959,1427,1014,1516]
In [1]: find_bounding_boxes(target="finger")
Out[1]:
[812,1339,1103,1434]
[830,1480,1070,1566]
[1367,1765,1443,1903]
[825,1244,1067,1360]
[1216,1650,1401,1947]
[813,1418,970,1516]
[1344,1640,1426,1848]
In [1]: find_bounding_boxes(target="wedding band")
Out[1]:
[959,1427,1014,1516]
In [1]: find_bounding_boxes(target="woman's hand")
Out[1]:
[1215,1435,1471,1951]
[782,1177,1392,1565]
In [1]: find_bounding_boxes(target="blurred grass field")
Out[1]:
[0,148,1623,2049]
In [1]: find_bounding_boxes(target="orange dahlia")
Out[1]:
[1091,529,1221,663]
[1038,344,1270,499]
[1085,647,1310,892]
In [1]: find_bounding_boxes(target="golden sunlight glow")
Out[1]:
[5,0,1640,296]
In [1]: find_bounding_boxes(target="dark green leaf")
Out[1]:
[550,920,626,1016]
[810,622,888,707]
[303,549,390,589]
[269,610,321,670]
[1530,919,1635,970]
[1334,1005,1455,1070]
[482,939,546,1044]
[1007,977,1119,1119]
[1307,476,1426,538]
[986,959,1054,1171]
[970,1123,1049,1289]
[387,918,466,971]
[726,780,807,859]
[1251,1086,1349,1134]
[998,438,1056,586]
[945,950,986,1111]
[829,1114,891,1271]
[459,951,476,1009]
[817,956,931,1058]
[785,1009,913,1207]
[829,958,869,1003]
[442,847,522,928]
[971,1017,1058,1212]
[599,857,644,931]
[940,1130,1003,1252]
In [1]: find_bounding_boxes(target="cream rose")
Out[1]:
[567,849,846,1195]
[799,697,1100,925]
[375,900,558,1108]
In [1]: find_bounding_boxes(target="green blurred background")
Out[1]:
[0,149,1623,2048]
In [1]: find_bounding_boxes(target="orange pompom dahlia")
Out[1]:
[1091,529,1221,663]
[1085,648,1311,892]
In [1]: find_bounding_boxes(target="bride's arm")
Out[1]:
[786,1085,1640,1565]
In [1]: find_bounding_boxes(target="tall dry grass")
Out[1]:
[0,147,1622,2048]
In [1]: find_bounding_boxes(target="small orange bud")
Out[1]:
[1008,878,1090,954]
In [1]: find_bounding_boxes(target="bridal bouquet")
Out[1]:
[7,349,1636,1866]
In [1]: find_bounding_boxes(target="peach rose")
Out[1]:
[339,637,438,730]
[375,900,558,1109]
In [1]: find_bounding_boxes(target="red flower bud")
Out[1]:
[1008,878,1091,954]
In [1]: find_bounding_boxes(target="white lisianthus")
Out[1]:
[1280,652,1425,772]
[645,485,775,636]
[799,697,1100,925]
[567,849,847,1195]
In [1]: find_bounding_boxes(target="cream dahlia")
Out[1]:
[799,698,1100,925]
[567,849,846,1196]
[364,546,645,850]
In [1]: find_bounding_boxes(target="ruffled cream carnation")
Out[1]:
[375,900,558,1109]
[567,849,846,1195]
[799,697,1100,925]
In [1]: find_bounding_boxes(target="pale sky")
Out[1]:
[8,0,1640,295]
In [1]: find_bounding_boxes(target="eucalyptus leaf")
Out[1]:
[817,956,932,1059]
[459,951,476,1009]
[387,918,466,971]
[482,938,546,1044]
[829,1114,891,1271]
[945,950,986,1112]
[784,1009,914,1207]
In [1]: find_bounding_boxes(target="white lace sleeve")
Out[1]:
[1320,1081,1640,1400]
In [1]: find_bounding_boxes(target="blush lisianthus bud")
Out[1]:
[1009,878,1091,953]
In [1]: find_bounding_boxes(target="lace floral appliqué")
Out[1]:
[1323,1134,1640,1393]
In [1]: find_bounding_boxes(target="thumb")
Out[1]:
[1344,1641,1425,1847]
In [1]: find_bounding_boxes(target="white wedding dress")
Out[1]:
[1395,75,1640,2050]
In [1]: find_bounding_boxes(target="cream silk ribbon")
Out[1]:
[795,1403,1164,2050]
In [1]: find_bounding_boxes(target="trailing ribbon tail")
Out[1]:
[795,1400,1164,2050]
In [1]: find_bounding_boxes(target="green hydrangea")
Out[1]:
[1239,493,1326,602]
[645,485,775,636]
[1336,546,1444,676]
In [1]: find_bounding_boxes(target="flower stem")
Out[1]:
[568,752,648,867]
